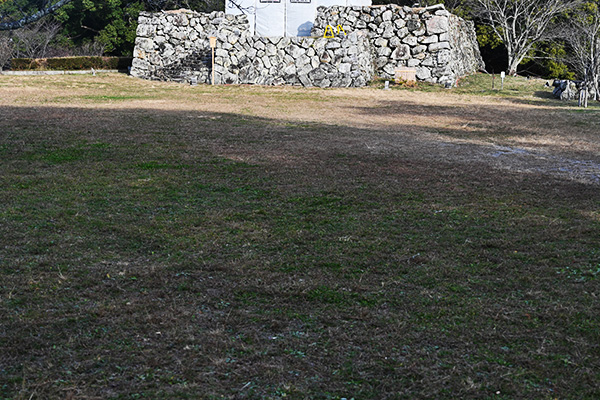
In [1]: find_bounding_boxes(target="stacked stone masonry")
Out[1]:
[131,5,483,87]
[311,4,483,84]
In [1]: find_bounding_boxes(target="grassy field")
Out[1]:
[0,73,599,399]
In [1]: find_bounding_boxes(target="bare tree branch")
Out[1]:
[473,0,581,75]
[0,33,14,69]
[560,2,600,101]
[12,19,61,58]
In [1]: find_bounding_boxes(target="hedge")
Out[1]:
[10,56,133,71]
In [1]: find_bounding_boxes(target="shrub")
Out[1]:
[9,56,132,71]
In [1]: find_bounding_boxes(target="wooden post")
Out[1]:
[209,36,216,85]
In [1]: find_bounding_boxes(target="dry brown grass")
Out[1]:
[1,73,598,184]
[3,74,598,145]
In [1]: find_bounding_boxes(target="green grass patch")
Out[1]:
[81,94,154,101]
[23,142,112,164]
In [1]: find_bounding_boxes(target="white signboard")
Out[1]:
[226,0,372,37]
[286,0,317,36]
[256,0,285,36]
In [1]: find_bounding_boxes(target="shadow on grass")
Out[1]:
[1,103,600,399]
[349,97,600,151]
[533,90,556,100]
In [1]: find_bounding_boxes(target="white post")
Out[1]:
[209,36,217,85]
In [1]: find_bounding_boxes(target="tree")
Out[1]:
[561,1,600,101]
[52,0,223,55]
[473,0,580,75]
[143,0,223,13]
[0,33,14,69]
[1,0,224,57]
[12,18,61,58]
[52,0,144,55]
[411,0,471,15]
[0,0,73,30]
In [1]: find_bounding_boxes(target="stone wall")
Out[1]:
[131,10,372,87]
[131,10,248,84]
[131,5,483,87]
[214,33,372,87]
[311,4,483,85]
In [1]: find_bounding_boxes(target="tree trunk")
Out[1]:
[507,55,521,76]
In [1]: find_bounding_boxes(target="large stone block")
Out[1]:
[412,45,427,55]
[407,58,421,67]
[428,41,451,52]
[375,56,388,68]
[265,43,277,56]
[136,37,155,52]
[402,35,418,46]
[290,45,304,59]
[391,44,411,60]
[382,63,396,76]
[136,24,156,37]
[406,19,422,32]
[283,63,297,76]
[295,54,311,67]
[382,26,395,39]
[437,49,451,64]
[416,67,431,80]
[396,27,409,38]
[131,57,149,71]
[215,48,228,58]
[426,16,449,35]
[326,40,342,50]
[374,37,388,47]
[389,36,401,47]
[421,56,435,67]
[262,56,272,69]
[298,73,312,87]
[308,68,326,81]
[377,46,392,57]
[338,63,352,74]
[420,35,438,44]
